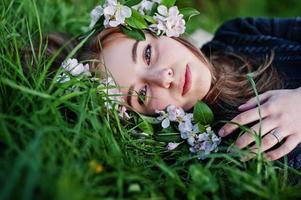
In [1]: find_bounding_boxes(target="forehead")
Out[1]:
[101,36,135,80]
[100,35,137,103]
[100,33,155,83]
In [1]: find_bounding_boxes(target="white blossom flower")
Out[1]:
[89,5,104,29]
[118,105,131,119]
[166,142,181,151]
[188,128,222,160]
[156,105,191,128]
[132,0,161,15]
[180,124,199,146]
[154,104,222,159]
[156,105,194,129]
[178,119,193,133]
[61,58,91,77]
[150,5,185,37]
[103,0,132,28]
[155,110,170,128]
[178,113,194,134]
[166,105,185,122]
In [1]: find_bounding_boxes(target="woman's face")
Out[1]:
[100,32,212,115]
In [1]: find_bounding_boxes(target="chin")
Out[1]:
[183,99,198,112]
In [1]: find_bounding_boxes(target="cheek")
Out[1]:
[148,96,171,112]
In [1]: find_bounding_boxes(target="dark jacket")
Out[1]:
[201,17,301,170]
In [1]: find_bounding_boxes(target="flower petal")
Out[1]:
[167,142,181,150]
[121,6,132,18]
[187,137,195,146]
[109,20,121,27]
[169,6,179,16]
[89,5,104,28]
[157,5,167,16]
[161,118,170,128]
[104,6,116,16]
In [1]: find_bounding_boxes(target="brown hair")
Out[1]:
[32,27,283,121]
[204,52,283,121]
[171,36,283,120]
[174,37,284,120]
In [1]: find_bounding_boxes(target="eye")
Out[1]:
[137,85,147,105]
[144,44,152,65]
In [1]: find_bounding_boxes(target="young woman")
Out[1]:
[43,17,301,167]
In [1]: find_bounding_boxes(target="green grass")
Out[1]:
[1,0,301,199]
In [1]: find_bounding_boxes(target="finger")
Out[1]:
[249,130,282,153]
[235,118,277,149]
[238,90,273,111]
[240,136,278,162]
[240,130,290,162]
[265,135,300,161]
[219,104,271,137]
[240,151,257,162]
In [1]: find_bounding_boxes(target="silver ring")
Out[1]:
[271,129,283,143]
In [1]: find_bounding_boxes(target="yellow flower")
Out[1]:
[89,160,104,174]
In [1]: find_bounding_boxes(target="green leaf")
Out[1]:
[121,26,146,41]
[155,132,181,142]
[193,100,214,125]
[179,7,200,22]
[138,120,153,135]
[124,0,141,7]
[125,9,148,29]
[139,114,161,124]
[142,15,156,24]
[197,123,206,133]
[161,0,176,8]
[147,2,159,16]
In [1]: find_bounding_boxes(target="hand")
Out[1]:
[218,88,301,161]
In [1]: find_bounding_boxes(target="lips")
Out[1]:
[182,64,192,96]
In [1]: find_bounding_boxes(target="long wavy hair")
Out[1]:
[24,27,283,121]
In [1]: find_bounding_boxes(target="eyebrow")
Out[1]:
[126,85,134,107]
[132,40,140,64]
[127,41,140,107]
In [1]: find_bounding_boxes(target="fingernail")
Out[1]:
[218,129,225,137]
[235,141,242,149]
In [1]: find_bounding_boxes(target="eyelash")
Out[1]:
[138,85,147,105]
[144,44,152,65]
[138,44,152,105]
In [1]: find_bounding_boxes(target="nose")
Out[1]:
[145,68,174,88]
